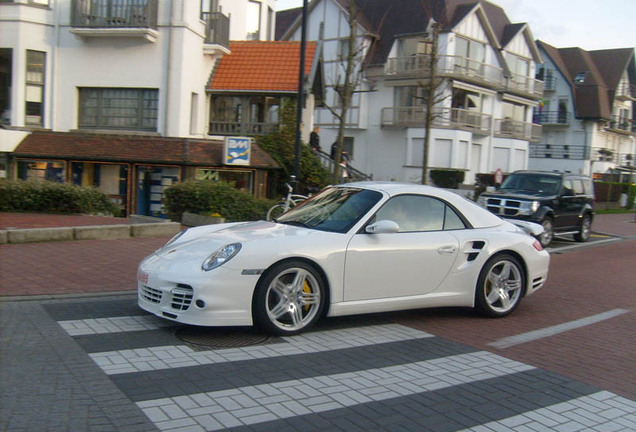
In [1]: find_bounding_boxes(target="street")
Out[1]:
[1,216,635,431]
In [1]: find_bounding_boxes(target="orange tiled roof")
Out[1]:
[209,41,317,92]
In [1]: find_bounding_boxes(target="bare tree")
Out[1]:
[321,1,366,183]
[418,18,446,185]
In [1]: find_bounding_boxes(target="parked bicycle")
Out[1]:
[266,182,309,221]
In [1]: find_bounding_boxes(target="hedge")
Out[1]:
[429,169,465,189]
[0,179,120,215]
[162,180,273,222]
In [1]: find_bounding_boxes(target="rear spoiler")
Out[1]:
[505,219,544,237]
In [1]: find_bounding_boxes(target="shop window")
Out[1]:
[17,160,64,182]
[26,50,45,127]
[78,88,158,131]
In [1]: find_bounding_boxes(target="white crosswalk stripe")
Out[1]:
[58,315,172,336]
[136,351,535,431]
[86,323,434,374]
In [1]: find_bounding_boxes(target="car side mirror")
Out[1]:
[366,220,399,234]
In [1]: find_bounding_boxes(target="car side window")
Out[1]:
[373,195,464,232]
[562,179,574,196]
[572,180,584,195]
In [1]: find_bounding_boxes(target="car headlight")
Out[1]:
[201,243,242,271]
[519,200,540,215]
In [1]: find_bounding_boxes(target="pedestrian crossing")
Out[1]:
[45,299,636,432]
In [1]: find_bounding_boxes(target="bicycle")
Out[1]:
[266,182,309,221]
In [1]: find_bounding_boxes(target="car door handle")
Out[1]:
[437,245,457,254]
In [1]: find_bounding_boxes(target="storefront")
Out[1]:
[11,132,280,217]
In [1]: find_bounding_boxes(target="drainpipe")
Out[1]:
[50,0,61,129]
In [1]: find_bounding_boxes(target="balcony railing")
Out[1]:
[533,110,570,126]
[201,11,230,49]
[381,107,491,134]
[383,54,505,88]
[542,75,556,92]
[208,121,278,136]
[507,72,544,98]
[529,144,590,160]
[607,116,633,134]
[494,118,542,142]
[615,82,636,101]
[71,0,158,29]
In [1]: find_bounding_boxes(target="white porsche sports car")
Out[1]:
[138,182,549,335]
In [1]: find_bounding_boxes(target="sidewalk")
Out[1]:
[0,211,634,298]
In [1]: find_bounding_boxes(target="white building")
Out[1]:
[279,0,544,185]
[0,0,306,217]
[530,41,636,179]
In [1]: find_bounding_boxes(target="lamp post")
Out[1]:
[292,0,308,191]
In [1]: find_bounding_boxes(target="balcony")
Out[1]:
[494,118,542,142]
[506,72,544,99]
[529,144,590,160]
[542,75,556,92]
[70,0,158,42]
[606,116,634,134]
[381,107,491,135]
[533,110,570,126]
[202,11,230,52]
[615,82,636,101]
[382,54,505,89]
[208,121,278,136]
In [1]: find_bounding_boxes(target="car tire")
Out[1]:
[538,218,554,248]
[574,214,592,242]
[252,260,326,336]
[475,254,525,318]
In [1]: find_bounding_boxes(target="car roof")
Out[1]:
[336,181,505,228]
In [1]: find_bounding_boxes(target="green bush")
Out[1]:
[0,179,120,215]
[430,169,465,189]
[163,180,273,222]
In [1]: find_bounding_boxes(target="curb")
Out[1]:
[0,290,138,302]
[0,222,180,244]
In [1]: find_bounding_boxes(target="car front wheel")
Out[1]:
[539,218,554,248]
[574,214,592,242]
[475,254,525,317]
[253,261,326,335]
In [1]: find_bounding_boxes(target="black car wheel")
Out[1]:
[574,214,592,242]
[538,218,554,248]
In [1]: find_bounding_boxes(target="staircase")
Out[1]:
[314,150,373,182]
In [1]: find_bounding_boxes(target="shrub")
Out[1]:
[163,180,273,222]
[429,169,465,189]
[0,179,120,215]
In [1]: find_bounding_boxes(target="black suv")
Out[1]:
[477,171,595,247]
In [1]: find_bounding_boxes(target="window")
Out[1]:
[372,195,466,232]
[78,88,158,131]
[25,50,45,126]
[0,48,12,126]
[246,0,261,40]
[395,86,428,107]
[455,36,485,62]
[574,72,588,84]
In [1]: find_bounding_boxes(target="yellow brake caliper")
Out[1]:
[302,280,312,312]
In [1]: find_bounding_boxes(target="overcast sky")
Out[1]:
[274,0,636,51]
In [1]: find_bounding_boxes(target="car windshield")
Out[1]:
[275,186,383,233]
[500,173,561,196]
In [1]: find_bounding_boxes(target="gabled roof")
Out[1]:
[13,132,279,169]
[276,0,540,65]
[275,7,302,41]
[537,41,635,120]
[208,41,319,93]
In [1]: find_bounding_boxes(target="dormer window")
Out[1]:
[574,72,588,84]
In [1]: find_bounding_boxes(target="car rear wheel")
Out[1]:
[539,218,554,248]
[574,214,592,242]
[475,254,525,317]
[253,261,326,335]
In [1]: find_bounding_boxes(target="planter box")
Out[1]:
[182,212,226,227]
